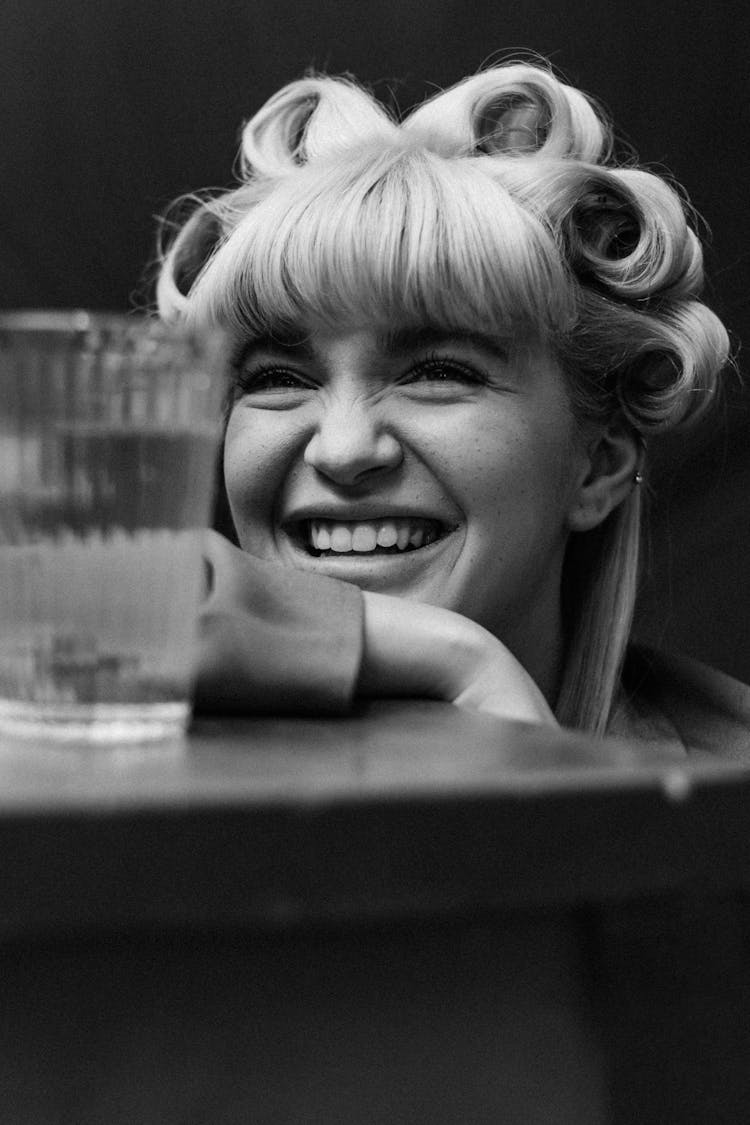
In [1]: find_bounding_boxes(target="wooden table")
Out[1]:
[1,701,750,1124]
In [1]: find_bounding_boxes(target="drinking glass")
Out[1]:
[0,310,226,742]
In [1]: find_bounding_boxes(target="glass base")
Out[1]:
[0,699,190,743]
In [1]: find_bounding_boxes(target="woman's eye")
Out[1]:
[405,358,484,387]
[232,365,310,396]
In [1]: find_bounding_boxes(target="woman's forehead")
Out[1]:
[240,320,516,351]
[228,307,550,356]
[234,321,561,386]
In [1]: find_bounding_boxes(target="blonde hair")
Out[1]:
[156,61,730,733]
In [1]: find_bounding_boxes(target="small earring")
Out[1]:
[634,470,644,485]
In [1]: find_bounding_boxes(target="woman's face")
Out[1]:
[223,324,589,657]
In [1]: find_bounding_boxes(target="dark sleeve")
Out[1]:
[193,533,365,716]
[623,645,750,760]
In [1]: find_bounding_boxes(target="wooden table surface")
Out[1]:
[0,699,748,937]
[2,702,750,1124]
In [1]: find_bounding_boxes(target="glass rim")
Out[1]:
[0,309,156,334]
[0,310,227,360]
[0,309,224,341]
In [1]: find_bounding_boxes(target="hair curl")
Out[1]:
[156,61,730,732]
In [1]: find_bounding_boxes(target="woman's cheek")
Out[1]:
[225,410,277,486]
[224,411,309,536]
[223,423,274,527]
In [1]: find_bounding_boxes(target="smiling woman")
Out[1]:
[221,327,583,709]
[154,60,745,749]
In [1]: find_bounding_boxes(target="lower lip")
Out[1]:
[282,530,460,589]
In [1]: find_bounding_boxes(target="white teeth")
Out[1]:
[313,522,331,551]
[352,524,377,552]
[376,522,398,549]
[307,518,443,553]
[330,526,353,553]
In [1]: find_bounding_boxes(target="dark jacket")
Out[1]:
[609,645,750,760]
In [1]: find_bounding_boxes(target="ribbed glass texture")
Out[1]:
[0,311,226,742]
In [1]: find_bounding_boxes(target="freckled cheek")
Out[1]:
[439,431,529,514]
[223,415,302,526]
[453,427,570,547]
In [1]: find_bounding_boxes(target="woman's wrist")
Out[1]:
[357,591,557,725]
[356,591,486,698]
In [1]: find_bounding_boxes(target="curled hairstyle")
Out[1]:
[156,61,730,733]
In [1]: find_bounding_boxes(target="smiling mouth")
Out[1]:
[291,518,451,557]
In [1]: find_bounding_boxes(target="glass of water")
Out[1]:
[0,310,226,742]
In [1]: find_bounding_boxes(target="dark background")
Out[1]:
[2,0,749,679]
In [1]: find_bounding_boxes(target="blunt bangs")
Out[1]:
[188,144,577,343]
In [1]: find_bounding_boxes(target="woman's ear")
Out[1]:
[566,423,641,532]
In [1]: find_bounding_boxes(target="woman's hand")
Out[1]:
[358,592,558,727]
[196,532,556,724]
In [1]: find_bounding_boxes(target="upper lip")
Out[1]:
[281,503,457,528]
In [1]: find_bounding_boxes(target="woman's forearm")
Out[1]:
[358,591,557,726]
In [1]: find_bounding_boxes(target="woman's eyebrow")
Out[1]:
[381,326,511,361]
[237,333,315,360]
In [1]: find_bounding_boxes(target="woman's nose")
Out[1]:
[303,400,403,486]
